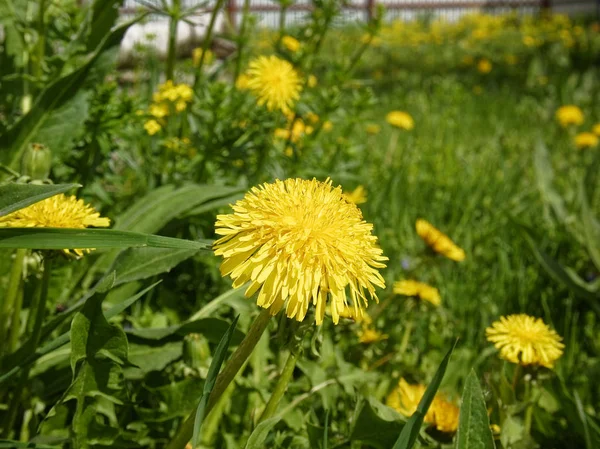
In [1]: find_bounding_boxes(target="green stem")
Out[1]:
[512,364,522,392]
[193,0,227,88]
[398,320,413,356]
[234,0,252,81]
[35,0,47,82]
[165,0,181,81]
[0,249,26,359]
[523,375,533,434]
[8,289,24,354]
[166,308,272,449]
[257,350,298,424]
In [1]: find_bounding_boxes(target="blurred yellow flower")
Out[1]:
[386,379,459,433]
[574,132,599,149]
[523,35,537,46]
[0,194,110,257]
[386,111,414,130]
[308,74,318,88]
[149,103,168,118]
[486,314,564,368]
[473,85,483,95]
[393,280,441,306]
[556,105,584,127]
[246,55,303,114]
[306,112,319,124]
[358,327,388,344]
[274,119,312,143]
[344,185,367,205]
[192,47,214,67]
[366,123,381,135]
[322,120,333,132]
[144,119,162,136]
[461,55,474,66]
[477,59,492,74]
[213,178,388,325]
[281,35,301,52]
[416,219,465,262]
[592,123,600,136]
[236,74,250,90]
[504,54,518,65]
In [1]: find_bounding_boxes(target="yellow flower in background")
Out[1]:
[144,119,162,136]
[556,105,584,127]
[274,119,313,143]
[0,194,110,257]
[366,123,381,135]
[344,185,367,205]
[175,84,193,102]
[416,219,465,262]
[192,47,214,67]
[322,120,333,132]
[473,85,483,95]
[281,35,301,52]
[306,112,319,124]
[337,304,372,324]
[386,379,459,433]
[213,178,388,325]
[246,55,303,114]
[592,123,600,136]
[236,74,250,90]
[486,314,564,368]
[477,58,492,74]
[358,327,388,344]
[461,55,474,66]
[386,111,414,130]
[393,280,441,306]
[504,54,518,65]
[574,132,598,149]
[308,74,318,88]
[149,103,168,119]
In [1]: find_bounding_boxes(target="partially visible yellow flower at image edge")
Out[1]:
[574,132,598,149]
[213,178,388,325]
[593,123,600,136]
[281,35,301,52]
[344,185,367,205]
[0,194,110,257]
[477,58,492,74]
[416,219,465,262]
[393,280,441,306]
[486,314,564,368]
[387,379,459,433]
[245,55,303,114]
[555,105,584,127]
[386,111,414,130]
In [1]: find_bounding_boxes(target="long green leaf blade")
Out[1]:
[456,370,496,449]
[0,183,80,216]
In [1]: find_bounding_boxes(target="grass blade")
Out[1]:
[0,183,80,216]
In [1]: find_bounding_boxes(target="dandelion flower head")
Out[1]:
[0,194,110,256]
[416,219,465,262]
[281,35,301,52]
[486,314,564,368]
[556,105,584,127]
[574,132,598,149]
[386,378,459,433]
[477,58,492,74]
[213,178,388,325]
[358,327,388,344]
[592,123,600,136]
[386,111,414,130]
[394,279,441,306]
[245,55,302,114]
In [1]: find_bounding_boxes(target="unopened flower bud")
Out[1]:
[21,143,52,180]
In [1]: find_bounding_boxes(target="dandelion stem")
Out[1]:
[167,308,272,449]
[0,249,26,360]
[234,0,252,81]
[511,364,522,392]
[257,350,298,424]
[193,0,227,88]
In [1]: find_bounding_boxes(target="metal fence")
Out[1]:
[121,0,598,27]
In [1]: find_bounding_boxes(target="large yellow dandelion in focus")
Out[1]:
[486,314,564,368]
[213,178,388,325]
[245,55,302,114]
[0,194,110,256]
[387,378,459,433]
[416,219,465,262]
[555,105,584,127]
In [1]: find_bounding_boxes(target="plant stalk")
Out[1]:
[166,0,181,81]
[234,0,252,80]
[0,249,26,359]
[166,308,272,449]
[257,350,298,424]
[194,0,227,87]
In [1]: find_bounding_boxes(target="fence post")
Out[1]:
[227,0,237,30]
[366,0,375,21]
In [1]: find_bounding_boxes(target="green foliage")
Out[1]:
[456,371,496,449]
[0,183,79,216]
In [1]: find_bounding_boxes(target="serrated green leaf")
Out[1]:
[0,183,80,216]
[456,370,496,449]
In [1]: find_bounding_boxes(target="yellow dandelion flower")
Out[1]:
[358,327,388,344]
[323,120,333,132]
[246,55,303,114]
[144,119,162,136]
[556,105,584,127]
[344,185,367,205]
[386,111,414,130]
[281,35,301,52]
[477,59,492,74]
[149,103,168,119]
[416,219,465,262]
[574,132,598,149]
[213,178,388,325]
[307,74,318,88]
[366,123,381,135]
[592,123,600,136]
[386,378,459,433]
[192,47,214,67]
[393,280,441,306]
[306,112,319,124]
[486,314,564,368]
[0,194,110,257]
[175,100,188,112]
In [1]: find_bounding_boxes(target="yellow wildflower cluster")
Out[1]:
[387,378,459,433]
[192,47,214,67]
[144,81,194,136]
[555,105,600,149]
